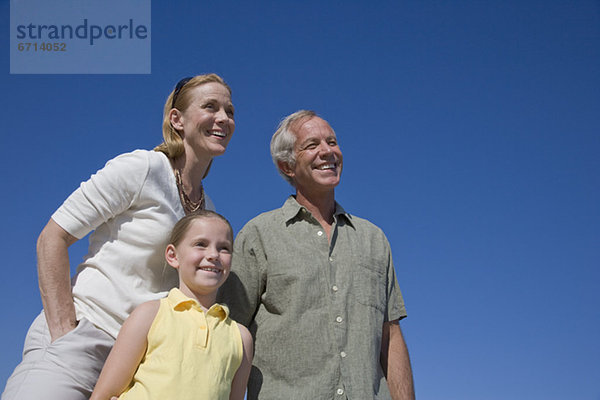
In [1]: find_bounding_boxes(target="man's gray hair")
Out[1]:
[270,110,317,186]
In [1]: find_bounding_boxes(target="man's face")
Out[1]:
[286,117,343,193]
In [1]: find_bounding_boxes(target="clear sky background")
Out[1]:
[1,1,599,399]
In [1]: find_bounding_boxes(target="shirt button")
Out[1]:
[340,351,347,358]
[332,285,338,292]
[336,316,343,323]
[337,388,344,395]
[317,231,323,236]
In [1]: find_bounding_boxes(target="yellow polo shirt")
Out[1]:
[120,288,243,400]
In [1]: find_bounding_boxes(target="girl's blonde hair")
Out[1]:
[168,210,233,248]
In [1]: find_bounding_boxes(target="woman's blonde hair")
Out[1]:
[154,73,232,160]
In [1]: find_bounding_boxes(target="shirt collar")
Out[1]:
[282,195,354,228]
[167,288,229,320]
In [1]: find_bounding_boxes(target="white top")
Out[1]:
[51,149,215,338]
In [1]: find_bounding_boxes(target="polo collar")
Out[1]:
[167,288,229,320]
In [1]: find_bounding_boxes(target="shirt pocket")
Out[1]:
[353,256,387,313]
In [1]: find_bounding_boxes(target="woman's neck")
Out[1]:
[171,154,212,201]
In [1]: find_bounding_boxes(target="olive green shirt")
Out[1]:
[218,196,407,400]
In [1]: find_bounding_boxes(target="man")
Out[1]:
[219,110,415,399]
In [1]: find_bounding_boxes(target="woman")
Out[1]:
[2,73,236,400]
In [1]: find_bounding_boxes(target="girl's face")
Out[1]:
[166,217,233,299]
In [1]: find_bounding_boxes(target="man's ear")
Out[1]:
[278,160,294,178]
[169,108,184,132]
[165,244,179,269]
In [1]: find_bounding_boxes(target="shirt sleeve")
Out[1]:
[384,235,407,322]
[51,150,149,239]
[218,222,265,328]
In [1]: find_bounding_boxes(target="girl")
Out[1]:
[90,211,253,400]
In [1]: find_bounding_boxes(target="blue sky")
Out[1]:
[1,1,599,399]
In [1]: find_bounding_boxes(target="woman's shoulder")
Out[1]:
[104,149,171,180]
[110,149,168,165]
[100,149,153,171]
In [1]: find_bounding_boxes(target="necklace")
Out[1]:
[174,169,205,214]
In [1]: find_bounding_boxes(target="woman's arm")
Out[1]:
[37,219,79,342]
[229,323,254,400]
[90,300,160,400]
